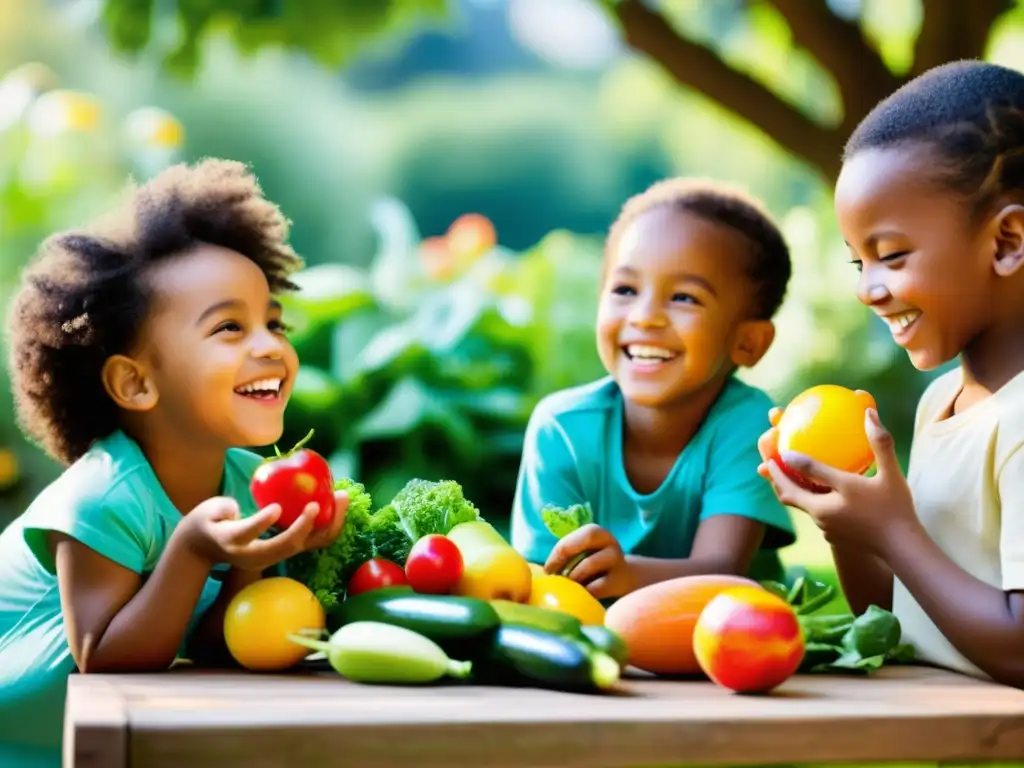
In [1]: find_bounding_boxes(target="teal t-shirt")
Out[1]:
[510,376,795,578]
[0,430,263,768]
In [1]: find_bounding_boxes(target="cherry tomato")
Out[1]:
[347,558,408,597]
[405,534,464,595]
[250,431,335,529]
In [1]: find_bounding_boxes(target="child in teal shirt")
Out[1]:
[511,177,796,599]
[0,159,348,767]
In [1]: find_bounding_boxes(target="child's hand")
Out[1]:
[755,406,784,465]
[759,408,920,557]
[179,489,349,572]
[545,524,635,599]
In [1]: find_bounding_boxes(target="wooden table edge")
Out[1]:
[64,675,129,768]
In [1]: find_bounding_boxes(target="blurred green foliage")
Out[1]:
[0,0,989,546]
[100,0,452,77]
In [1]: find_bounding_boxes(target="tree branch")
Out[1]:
[763,0,901,128]
[912,0,1013,77]
[611,0,843,182]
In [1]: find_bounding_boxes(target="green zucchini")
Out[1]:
[579,625,629,669]
[476,625,620,692]
[328,587,500,660]
[490,599,583,637]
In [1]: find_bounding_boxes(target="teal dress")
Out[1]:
[510,376,795,582]
[0,431,262,767]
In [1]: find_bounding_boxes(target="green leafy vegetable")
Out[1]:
[539,502,594,575]
[286,477,375,609]
[760,577,916,675]
[390,478,482,541]
[540,502,594,539]
[286,477,482,610]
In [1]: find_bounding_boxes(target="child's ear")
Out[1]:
[990,203,1024,277]
[732,319,775,368]
[101,355,158,412]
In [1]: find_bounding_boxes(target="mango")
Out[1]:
[693,585,804,693]
[772,384,877,492]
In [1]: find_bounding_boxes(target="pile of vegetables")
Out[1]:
[241,437,917,696]
[286,476,482,608]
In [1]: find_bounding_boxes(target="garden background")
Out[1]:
[3,0,1024,598]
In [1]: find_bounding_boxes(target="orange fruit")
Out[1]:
[773,385,877,491]
[223,577,325,671]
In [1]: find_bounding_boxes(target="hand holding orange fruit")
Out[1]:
[759,385,877,493]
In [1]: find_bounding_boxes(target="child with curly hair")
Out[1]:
[760,60,1024,688]
[511,177,796,599]
[0,158,349,766]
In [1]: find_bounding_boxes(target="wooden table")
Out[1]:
[65,665,1024,768]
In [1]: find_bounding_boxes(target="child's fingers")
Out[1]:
[248,503,318,558]
[566,546,615,585]
[757,427,779,463]
[227,504,281,542]
[545,524,612,575]
[765,460,826,511]
[768,407,784,428]
[584,575,616,600]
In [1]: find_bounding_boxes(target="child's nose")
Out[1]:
[856,268,891,306]
[628,299,668,327]
[251,328,287,359]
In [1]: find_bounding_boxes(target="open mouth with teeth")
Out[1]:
[883,310,921,336]
[234,377,284,401]
[622,344,680,366]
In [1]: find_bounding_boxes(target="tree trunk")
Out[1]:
[610,0,1013,185]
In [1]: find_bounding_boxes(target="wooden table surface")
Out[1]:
[65,664,1024,768]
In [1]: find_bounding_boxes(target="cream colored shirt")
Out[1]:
[892,367,1024,679]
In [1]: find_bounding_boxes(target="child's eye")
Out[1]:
[881,251,908,263]
[849,259,863,273]
[269,319,291,334]
[214,321,243,334]
[611,284,635,296]
[672,293,699,305]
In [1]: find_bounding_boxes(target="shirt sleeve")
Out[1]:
[509,405,588,564]
[997,446,1024,591]
[22,486,153,575]
[699,395,795,548]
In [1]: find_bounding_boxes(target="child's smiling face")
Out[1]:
[597,206,767,408]
[131,244,299,448]
[835,146,998,371]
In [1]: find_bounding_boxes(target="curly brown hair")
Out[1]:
[6,158,304,466]
[605,176,792,320]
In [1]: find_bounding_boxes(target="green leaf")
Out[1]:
[840,604,902,659]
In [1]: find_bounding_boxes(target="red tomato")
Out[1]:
[250,433,335,530]
[405,534,464,595]
[347,558,408,597]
